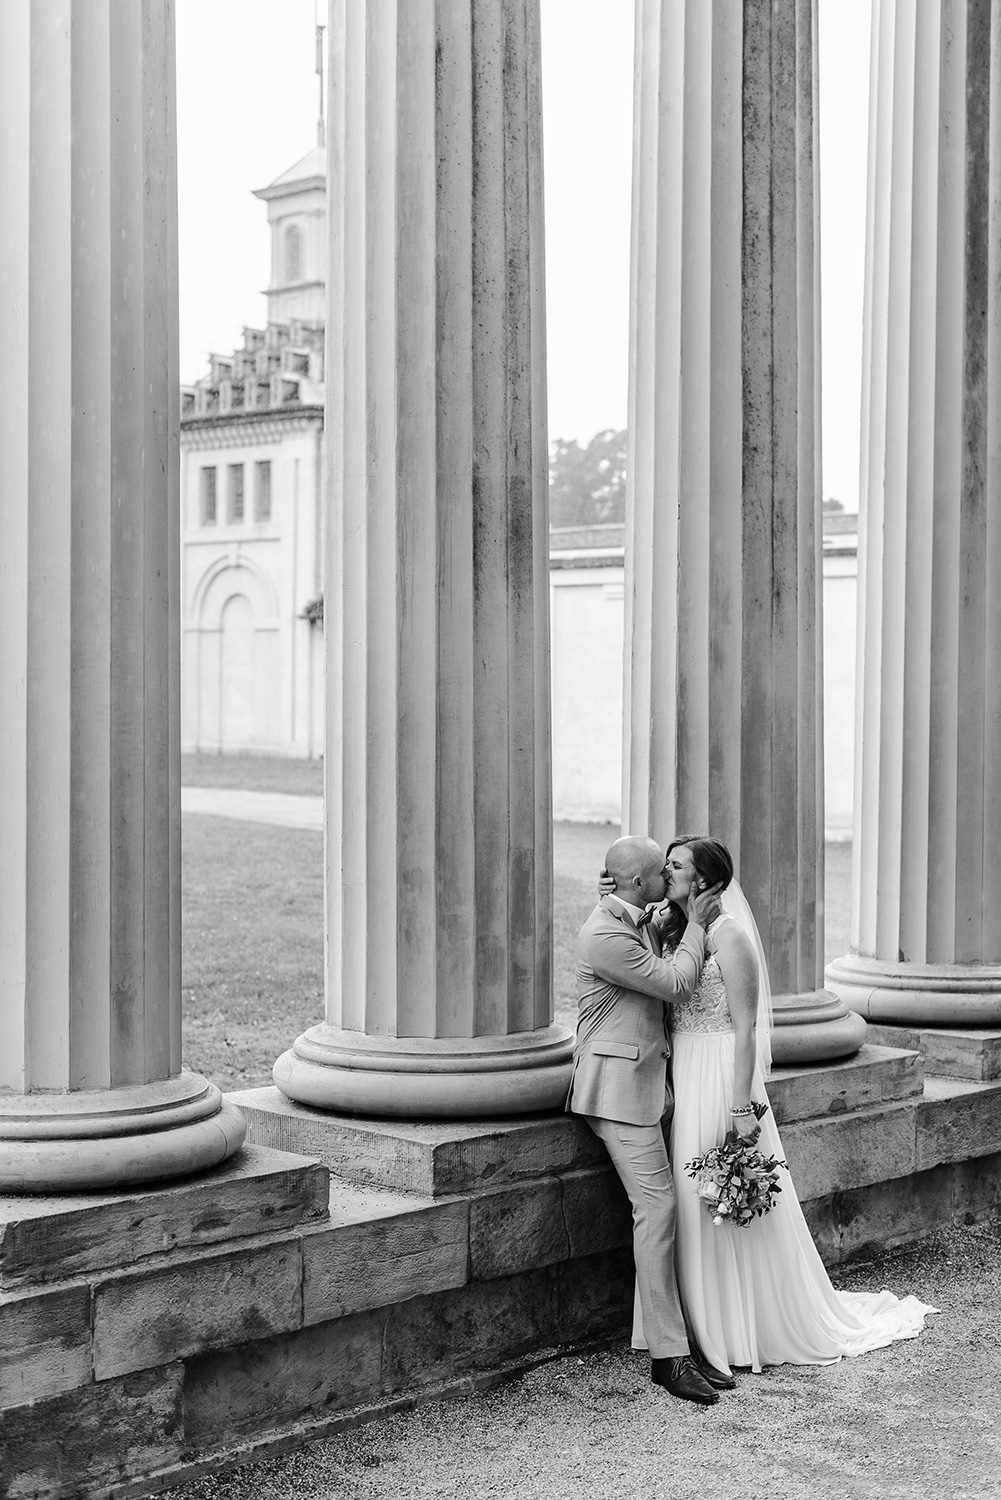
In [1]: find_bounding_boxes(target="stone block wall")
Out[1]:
[7,1054,1001,1496]
[0,1140,634,1499]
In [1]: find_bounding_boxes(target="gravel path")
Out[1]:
[180,787,323,830]
[166,1220,1001,1500]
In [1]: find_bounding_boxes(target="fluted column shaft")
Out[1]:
[274,0,572,1118]
[0,0,244,1190]
[625,0,865,1062]
[827,0,1001,1023]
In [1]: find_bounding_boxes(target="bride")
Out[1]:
[605,834,936,1377]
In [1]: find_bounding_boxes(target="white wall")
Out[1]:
[822,552,858,839]
[549,547,859,836]
[550,567,625,821]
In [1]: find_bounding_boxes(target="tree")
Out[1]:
[549,428,627,528]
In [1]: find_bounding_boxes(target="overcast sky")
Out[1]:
[176,0,870,510]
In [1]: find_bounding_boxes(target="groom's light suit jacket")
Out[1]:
[566,897,708,1126]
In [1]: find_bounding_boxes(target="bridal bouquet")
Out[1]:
[685,1105,787,1228]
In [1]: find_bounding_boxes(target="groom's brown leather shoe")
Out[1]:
[650,1355,719,1405]
[691,1350,737,1390]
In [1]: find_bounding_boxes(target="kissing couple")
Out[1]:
[566,833,937,1406]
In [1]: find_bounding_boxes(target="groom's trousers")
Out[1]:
[583,1103,689,1359]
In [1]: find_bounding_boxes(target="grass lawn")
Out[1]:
[182,817,324,1091]
[182,806,853,1092]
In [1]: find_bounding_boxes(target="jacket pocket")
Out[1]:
[590,1040,640,1060]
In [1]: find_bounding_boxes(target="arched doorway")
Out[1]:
[219,593,256,748]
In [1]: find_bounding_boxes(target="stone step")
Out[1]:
[764,1074,1001,1263]
[0,1144,329,1290]
[232,1071,1000,1224]
[864,1022,1001,1081]
[780,1074,1001,1201]
[229,1086,608,1197]
[804,1142,1001,1266]
[0,1156,632,1413]
[767,1043,924,1124]
[234,1069,1001,1218]
[232,1046,925,1196]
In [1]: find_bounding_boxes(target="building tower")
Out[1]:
[253,145,327,327]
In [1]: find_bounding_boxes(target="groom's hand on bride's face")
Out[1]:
[689,883,723,928]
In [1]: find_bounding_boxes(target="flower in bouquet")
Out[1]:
[685,1103,787,1228]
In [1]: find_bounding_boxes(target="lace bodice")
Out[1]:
[670,916,734,1034]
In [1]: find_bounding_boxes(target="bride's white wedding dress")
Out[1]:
[634,915,937,1372]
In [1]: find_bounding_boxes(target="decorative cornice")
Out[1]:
[549,548,625,571]
[262,279,324,295]
[180,406,324,449]
[254,174,325,202]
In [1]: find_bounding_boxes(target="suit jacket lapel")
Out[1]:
[602,895,637,931]
[604,895,661,955]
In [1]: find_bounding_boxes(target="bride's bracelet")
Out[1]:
[730,1105,755,1117]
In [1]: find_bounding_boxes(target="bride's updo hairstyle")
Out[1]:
[673,835,734,894]
[660,834,735,948]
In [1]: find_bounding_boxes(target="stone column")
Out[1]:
[826,0,1001,1025]
[0,0,245,1191]
[273,0,572,1117]
[624,0,865,1063]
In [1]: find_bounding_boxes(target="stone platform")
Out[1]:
[227,1044,922,1194]
[864,1022,1001,1082]
[5,1046,1001,1497]
[754,1043,922,1123]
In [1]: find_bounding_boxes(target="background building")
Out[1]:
[180,147,326,757]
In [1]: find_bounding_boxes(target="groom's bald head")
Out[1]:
[604,836,668,906]
[605,836,663,883]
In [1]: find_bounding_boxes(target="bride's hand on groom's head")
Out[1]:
[597,868,615,897]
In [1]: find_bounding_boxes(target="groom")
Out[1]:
[566,834,728,1406]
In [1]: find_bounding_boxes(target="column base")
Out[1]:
[0,1072,246,1194]
[769,989,867,1066]
[826,953,1001,1027]
[273,1023,576,1119]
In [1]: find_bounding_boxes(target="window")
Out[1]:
[255,460,272,521]
[227,463,244,523]
[285,223,302,283]
[200,467,217,525]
